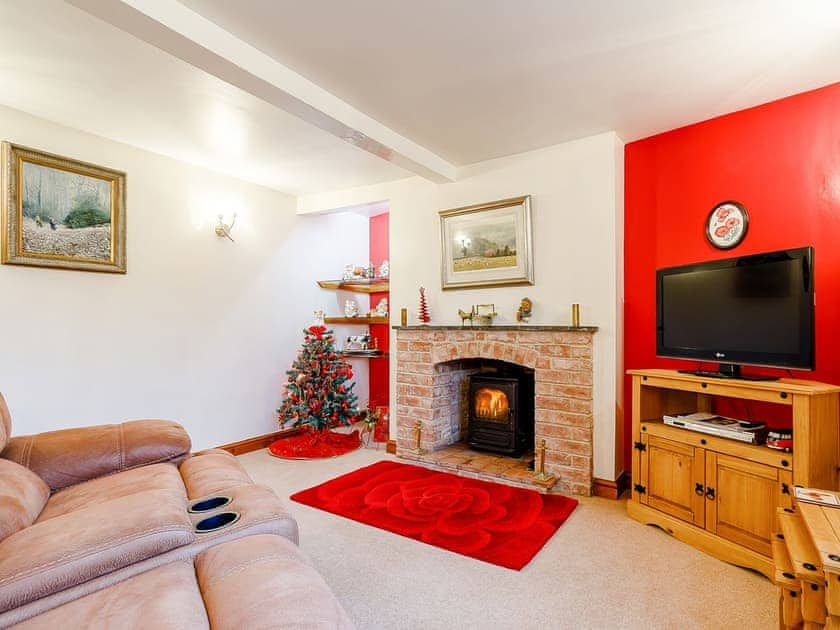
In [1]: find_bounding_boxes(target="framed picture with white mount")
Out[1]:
[706,201,748,249]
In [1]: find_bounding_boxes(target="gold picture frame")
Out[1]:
[439,195,533,290]
[1,142,126,273]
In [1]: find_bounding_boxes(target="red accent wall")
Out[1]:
[624,82,840,466]
[369,212,390,410]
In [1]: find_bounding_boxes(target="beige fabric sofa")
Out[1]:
[0,394,353,629]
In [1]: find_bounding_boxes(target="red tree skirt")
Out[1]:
[268,429,361,459]
[291,460,578,570]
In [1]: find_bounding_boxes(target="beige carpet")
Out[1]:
[238,448,777,630]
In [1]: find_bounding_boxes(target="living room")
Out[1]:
[1,1,839,628]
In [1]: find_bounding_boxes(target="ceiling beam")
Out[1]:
[67,0,457,183]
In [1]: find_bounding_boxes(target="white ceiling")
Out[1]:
[0,0,411,195]
[3,1,840,194]
[179,0,840,165]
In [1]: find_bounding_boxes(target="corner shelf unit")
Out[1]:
[317,277,391,411]
[317,279,389,294]
[627,369,840,579]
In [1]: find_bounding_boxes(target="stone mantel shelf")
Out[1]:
[393,325,598,332]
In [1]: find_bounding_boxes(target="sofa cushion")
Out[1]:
[0,393,11,453]
[37,463,186,522]
[179,450,253,499]
[196,534,354,630]
[7,561,209,629]
[0,489,194,612]
[0,460,49,541]
[3,420,191,492]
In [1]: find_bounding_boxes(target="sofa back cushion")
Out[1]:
[3,419,192,492]
[0,394,11,453]
[0,459,49,542]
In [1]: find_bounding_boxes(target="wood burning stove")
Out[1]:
[468,371,534,456]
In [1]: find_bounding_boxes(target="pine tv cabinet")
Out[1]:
[627,369,840,579]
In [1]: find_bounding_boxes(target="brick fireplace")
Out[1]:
[394,325,597,495]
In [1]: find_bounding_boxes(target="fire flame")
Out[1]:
[474,388,510,419]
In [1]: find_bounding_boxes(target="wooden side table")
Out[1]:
[773,492,840,629]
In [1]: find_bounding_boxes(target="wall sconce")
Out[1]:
[215,213,237,242]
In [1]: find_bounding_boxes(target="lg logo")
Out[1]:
[715,352,725,358]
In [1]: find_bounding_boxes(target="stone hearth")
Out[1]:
[394,325,597,495]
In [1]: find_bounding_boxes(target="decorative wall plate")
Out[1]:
[706,201,748,249]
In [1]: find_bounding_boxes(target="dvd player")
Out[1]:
[663,412,766,444]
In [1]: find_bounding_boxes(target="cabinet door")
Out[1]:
[705,452,784,556]
[641,434,705,527]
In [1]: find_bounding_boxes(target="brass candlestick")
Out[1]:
[400,307,408,327]
[410,420,424,454]
[533,438,551,481]
[571,303,581,328]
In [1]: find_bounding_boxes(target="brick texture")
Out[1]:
[394,328,596,496]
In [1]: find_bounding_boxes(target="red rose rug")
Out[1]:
[268,429,360,459]
[291,460,578,570]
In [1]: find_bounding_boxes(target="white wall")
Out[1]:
[299,132,624,480]
[0,104,367,450]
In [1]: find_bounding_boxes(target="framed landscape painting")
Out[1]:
[1,142,126,273]
[439,195,533,290]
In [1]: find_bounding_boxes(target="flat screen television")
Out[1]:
[656,247,814,379]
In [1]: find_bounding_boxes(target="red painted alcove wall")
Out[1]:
[368,212,390,411]
[624,82,840,467]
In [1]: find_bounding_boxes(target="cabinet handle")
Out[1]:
[695,483,705,496]
[705,487,716,500]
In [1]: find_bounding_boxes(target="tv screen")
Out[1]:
[656,247,814,373]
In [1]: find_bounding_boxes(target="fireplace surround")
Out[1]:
[394,325,597,495]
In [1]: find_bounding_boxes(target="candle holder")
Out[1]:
[571,303,581,328]
[400,307,408,327]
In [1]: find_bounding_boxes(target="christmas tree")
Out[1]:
[278,325,359,432]
[417,286,430,324]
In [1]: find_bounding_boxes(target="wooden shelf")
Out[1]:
[318,279,389,293]
[341,352,390,359]
[641,420,789,469]
[324,316,388,325]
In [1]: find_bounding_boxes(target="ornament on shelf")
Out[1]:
[458,307,476,327]
[345,334,375,351]
[342,264,369,280]
[344,299,359,318]
[313,309,326,326]
[378,260,389,278]
[516,297,532,323]
[458,304,497,327]
[374,298,388,317]
[571,303,581,327]
[417,287,430,324]
[366,262,375,279]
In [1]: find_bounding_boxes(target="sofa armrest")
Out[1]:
[0,489,194,612]
[196,534,355,630]
[1,420,191,492]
